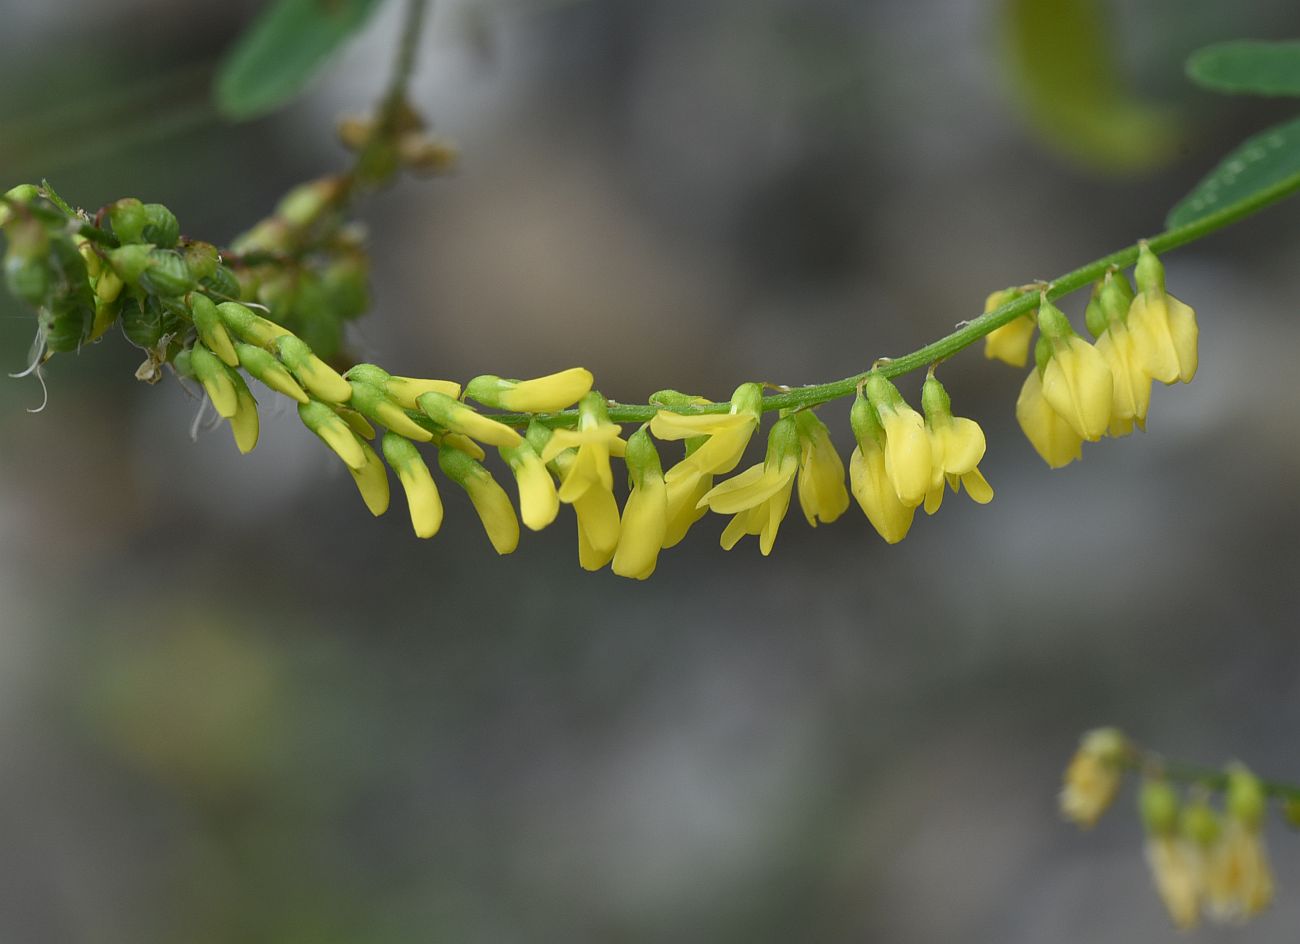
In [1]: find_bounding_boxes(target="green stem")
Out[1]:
[496,168,1300,428]
[1126,752,1300,805]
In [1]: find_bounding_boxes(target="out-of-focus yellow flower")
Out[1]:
[848,392,916,544]
[501,436,560,531]
[1060,727,1129,828]
[981,288,1035,367]
[417,390,523,449]
[438,442,519,555]
[1140,779,1202,930]
[465,367,593,413]
[1206,765,1274,921]
[612,427,668,580]
[382,432,443,538]
[793,411,849,527]
[1016,368,1083,468]
[1037,298,1113,442]
[920,373,993,514]
[1128,243,1198,385]
[699,416,799,555]
[864,373,931,507]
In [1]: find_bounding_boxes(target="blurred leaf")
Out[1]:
[216,0,389,120]
[1187,41,1300,97]
[1167,114,1300,227]
[1001,0,1182,173]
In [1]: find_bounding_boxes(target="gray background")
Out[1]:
[1,0,1299,941]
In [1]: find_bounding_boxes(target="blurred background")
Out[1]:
[2,0,1300,941]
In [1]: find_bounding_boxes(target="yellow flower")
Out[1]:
[537,395,626,570]
[235,342,309,403]
[1016,368,1083,468]
[699,416,799,555]
[848,392,916,544]
[347,379,435,442]
[438,442,519,555]
[793,411,849,527]
[1059,728,1129,828]
[919,374,993,515]
[501,436,560,532]
[661,438,715,549]
[1128,243,1198,385]
[347,440,391,517]
[652,383,763,482]
[1146,835,1204,930]
[981,288,1035,367]
[274,335,353,404]
[612,428,668,580]
[1206,765,1274,921]
[186,344,240,418]
[1037,298,1113,442]
[465,367,594,413]
[1087,272,1153,438]
[381,432,443,538]
[298,399,367,470]
[417,390,523,449]
[228,374,260,456]
[189,294,240,367]
[864,373,931,507]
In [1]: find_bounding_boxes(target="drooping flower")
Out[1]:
[1088,273,1152,438]
[1016,366,1083,468]
[501,432,560,531]
[981,287,1036,367]
[793,410,850,527]
[1140,779,1202,930]
[381,432,443,538]
[864,373,931,507]
[417,389,523,449]
[651,383,763,491]
[661,436,715,549]
[919,372,993,514]
[1127,242,1198,385]
[1060,727,1129,828]
[698,416,799,555]
[1206,765,1274,921]
[848,391,916,544]
[612,427,668,580]
[465,367,594,413]
[1036,296,1113,442]
[437,441,519,555]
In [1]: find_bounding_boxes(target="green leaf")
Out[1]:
[1000,0,1182,173]
[1187,41,1300,97]
[215,0,389,120]
[1167,113,1300,227]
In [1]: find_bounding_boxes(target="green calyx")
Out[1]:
[1139,779,1181,836]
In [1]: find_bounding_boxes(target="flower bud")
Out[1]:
[215,301,292,347]
[794,410,849,527]
[347,440,391,517]
[864,373,931,507]
[235,343,308,403]
[612,427,668,579]
[1140,779,1181,837]
[1226,764,1267,832]
[276,177,345,230]
[982,288,1036,367]
[107,244,154,285]
[381,432,443,538]
[108,198,147,244]
[417,391,523,448]
[438,443,520,555]
[182,241,220,282]
[228,373,260,455]
[298,400,367,470]
[343,363,461,409]
[188,344,240,418]
[188,293,240,367]
[201,264,242,301]
[500,439,560,531]
[464,367,593,413]
[347,380,433,441]
[1060,727,1129,828]
[274,335,352,403]
[141,203,180,248]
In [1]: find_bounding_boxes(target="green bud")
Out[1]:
[864,373,906,412]
[920,374,952,420]
[1099,273,1134,325]
[1139,779,1180,836]
[1033,335,1052,373]
[1035,297,1075,341]
[276,177,344,229]
[189,294,239,367]
[108,244,154,284]
[0,184,39,227]
[141,203,180,248]
[1181,800,1221,847]
[201,264,242,300]
[182,241,219,282]
[216,301,290,347]
[1226,764,1267,831]
[235,342,308,403]
[1134,243,1165,295]
[849,389,884,449]
[730,382,764,417]
[765,415,800,464]
[624,426,663,485]
[138,250,197,297]
[343,363,392,387]
[108,198,147,244]
[1084,283,1107,339]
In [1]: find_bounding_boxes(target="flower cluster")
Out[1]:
[1060,729,1277,929]
[984,244,1199,467]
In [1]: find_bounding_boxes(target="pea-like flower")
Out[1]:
[501,434,560,532]
[1127,242,1198,385]
[438,441,519,555]
[1037,296,1113,442]
[612,427,668,580]
[1139,780,1202,930]
[848,391,916,544]
[381,432,443,538]
[1206,765,1274,921]
[920,373,993,514]
[698,416,799,555]
[864,373,931,507]
[981,287,1035,367]
[1060,727,1129,829]
[1089,273,1152,438]
[793,410,849,527]
[465,367,593,413]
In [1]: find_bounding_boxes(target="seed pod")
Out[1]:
[121,296,166,349]
[182,241,219,282]
[108,244,154,285]
[40,297,93,352]
[108,198,147,244]
[141,203,180,248]
[138,250,197,297]
[41,237,97,351]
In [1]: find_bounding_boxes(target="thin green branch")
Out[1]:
[496,168,1300,429]
[1124,751,1300,804]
